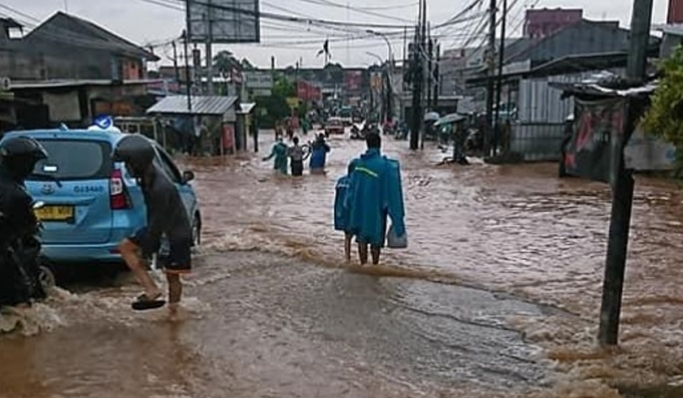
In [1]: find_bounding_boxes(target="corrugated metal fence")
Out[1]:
[517,69,626,123]
[510,122,564,161]
[511,68,625,162]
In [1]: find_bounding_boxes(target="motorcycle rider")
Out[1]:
[0,136,49,307]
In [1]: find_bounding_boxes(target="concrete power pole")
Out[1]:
[172,40,180,86]
[184,0,194,110]
[205,0,214,95]
[494,0,508,156]
[409,15,423,149]
[485,0,497,155]
[597,0,654,346]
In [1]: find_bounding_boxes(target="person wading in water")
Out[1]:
[288,136,307,177]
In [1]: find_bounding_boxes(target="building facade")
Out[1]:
[0,12,158,82]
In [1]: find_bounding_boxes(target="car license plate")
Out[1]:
[35,205,74,222]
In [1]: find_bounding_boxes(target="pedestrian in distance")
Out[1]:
[113,135,193,317]
[263,136,289,175]
[288,136,307,177]
[346,133,406,265]
[309,133,330,175]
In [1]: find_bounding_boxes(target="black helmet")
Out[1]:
[0,136,48,181]
[112,135,156,176]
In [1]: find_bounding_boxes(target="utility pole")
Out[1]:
[183,30,192,112]
[426,37,433,114]
[494,0,508,156]
[205,0,214,95]
[409,27,422,149]
[485,0,497,155]
[172,40,180,86]
[184,0,193,111]
[419,0,427,150]
[597,0,653,347]
[433,42,440,112]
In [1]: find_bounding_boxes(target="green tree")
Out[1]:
[642,46,683,163]
[213,50,239,77]
[273,75,296,98]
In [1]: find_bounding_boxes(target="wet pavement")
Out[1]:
[2,129,683,397]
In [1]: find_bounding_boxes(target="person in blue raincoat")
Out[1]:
[346,132,406,265]
[262,137,288,174]
[334,160,357,262]
[309,133,331,174]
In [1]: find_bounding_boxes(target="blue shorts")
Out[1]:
[129,228,192,274]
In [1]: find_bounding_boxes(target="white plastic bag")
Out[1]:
[387,224,407,249]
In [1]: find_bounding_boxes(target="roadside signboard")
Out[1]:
[244,71,273,89]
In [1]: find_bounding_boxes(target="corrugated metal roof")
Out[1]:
[146,95,238,116]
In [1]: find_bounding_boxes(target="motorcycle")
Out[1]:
[0,201,55,307]
[350,124,365,140]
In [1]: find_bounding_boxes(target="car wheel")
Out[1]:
[192,213,201,247]
[39,265,56,292]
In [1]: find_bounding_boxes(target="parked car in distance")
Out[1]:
[325,117,345,136]
[0,128,202,264]
[339,106,353,126]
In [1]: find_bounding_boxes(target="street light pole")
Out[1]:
[366,52,384,121]
[367,30,394,122]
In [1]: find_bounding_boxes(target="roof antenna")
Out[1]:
[64,0,68,13]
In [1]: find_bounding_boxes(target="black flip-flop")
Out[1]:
[131,293,166,311]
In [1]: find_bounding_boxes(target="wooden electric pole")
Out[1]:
[598,0,654,346]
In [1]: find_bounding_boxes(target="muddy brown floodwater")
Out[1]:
[2,129,683,398]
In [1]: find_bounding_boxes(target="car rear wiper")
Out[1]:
[29,173,63,188]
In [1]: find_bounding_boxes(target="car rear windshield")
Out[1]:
[29,139,112,180]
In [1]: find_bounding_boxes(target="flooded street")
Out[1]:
[2,129,683,397]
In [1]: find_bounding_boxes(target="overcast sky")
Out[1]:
[1,0,671,68]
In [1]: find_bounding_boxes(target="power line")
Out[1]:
[145,0,412,29]
[289,0,414,23]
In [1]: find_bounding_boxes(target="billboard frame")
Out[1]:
[187,0,260,44]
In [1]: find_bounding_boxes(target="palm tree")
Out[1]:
[213,50,239,78]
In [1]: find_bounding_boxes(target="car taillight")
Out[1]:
[110,169,130,210]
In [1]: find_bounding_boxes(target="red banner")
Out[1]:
[564,98,626,184]
[296,80,322,102]
[222,124,235,152]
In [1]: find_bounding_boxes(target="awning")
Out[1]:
[550,80,658,99]
[146,95,238,116]
[424,111,440,121]
[434,113,466,126]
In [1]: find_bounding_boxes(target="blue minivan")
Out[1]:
[0,128,201,263]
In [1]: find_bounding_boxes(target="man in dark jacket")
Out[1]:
[114,135,193,315]
[0,136,48,307]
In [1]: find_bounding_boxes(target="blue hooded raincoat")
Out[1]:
[345,148,405,247]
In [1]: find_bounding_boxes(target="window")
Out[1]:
[31,139,111,180]
[153,145,182,183]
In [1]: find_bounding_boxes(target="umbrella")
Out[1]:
[424,111,440,122]
[434,113,466,127]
